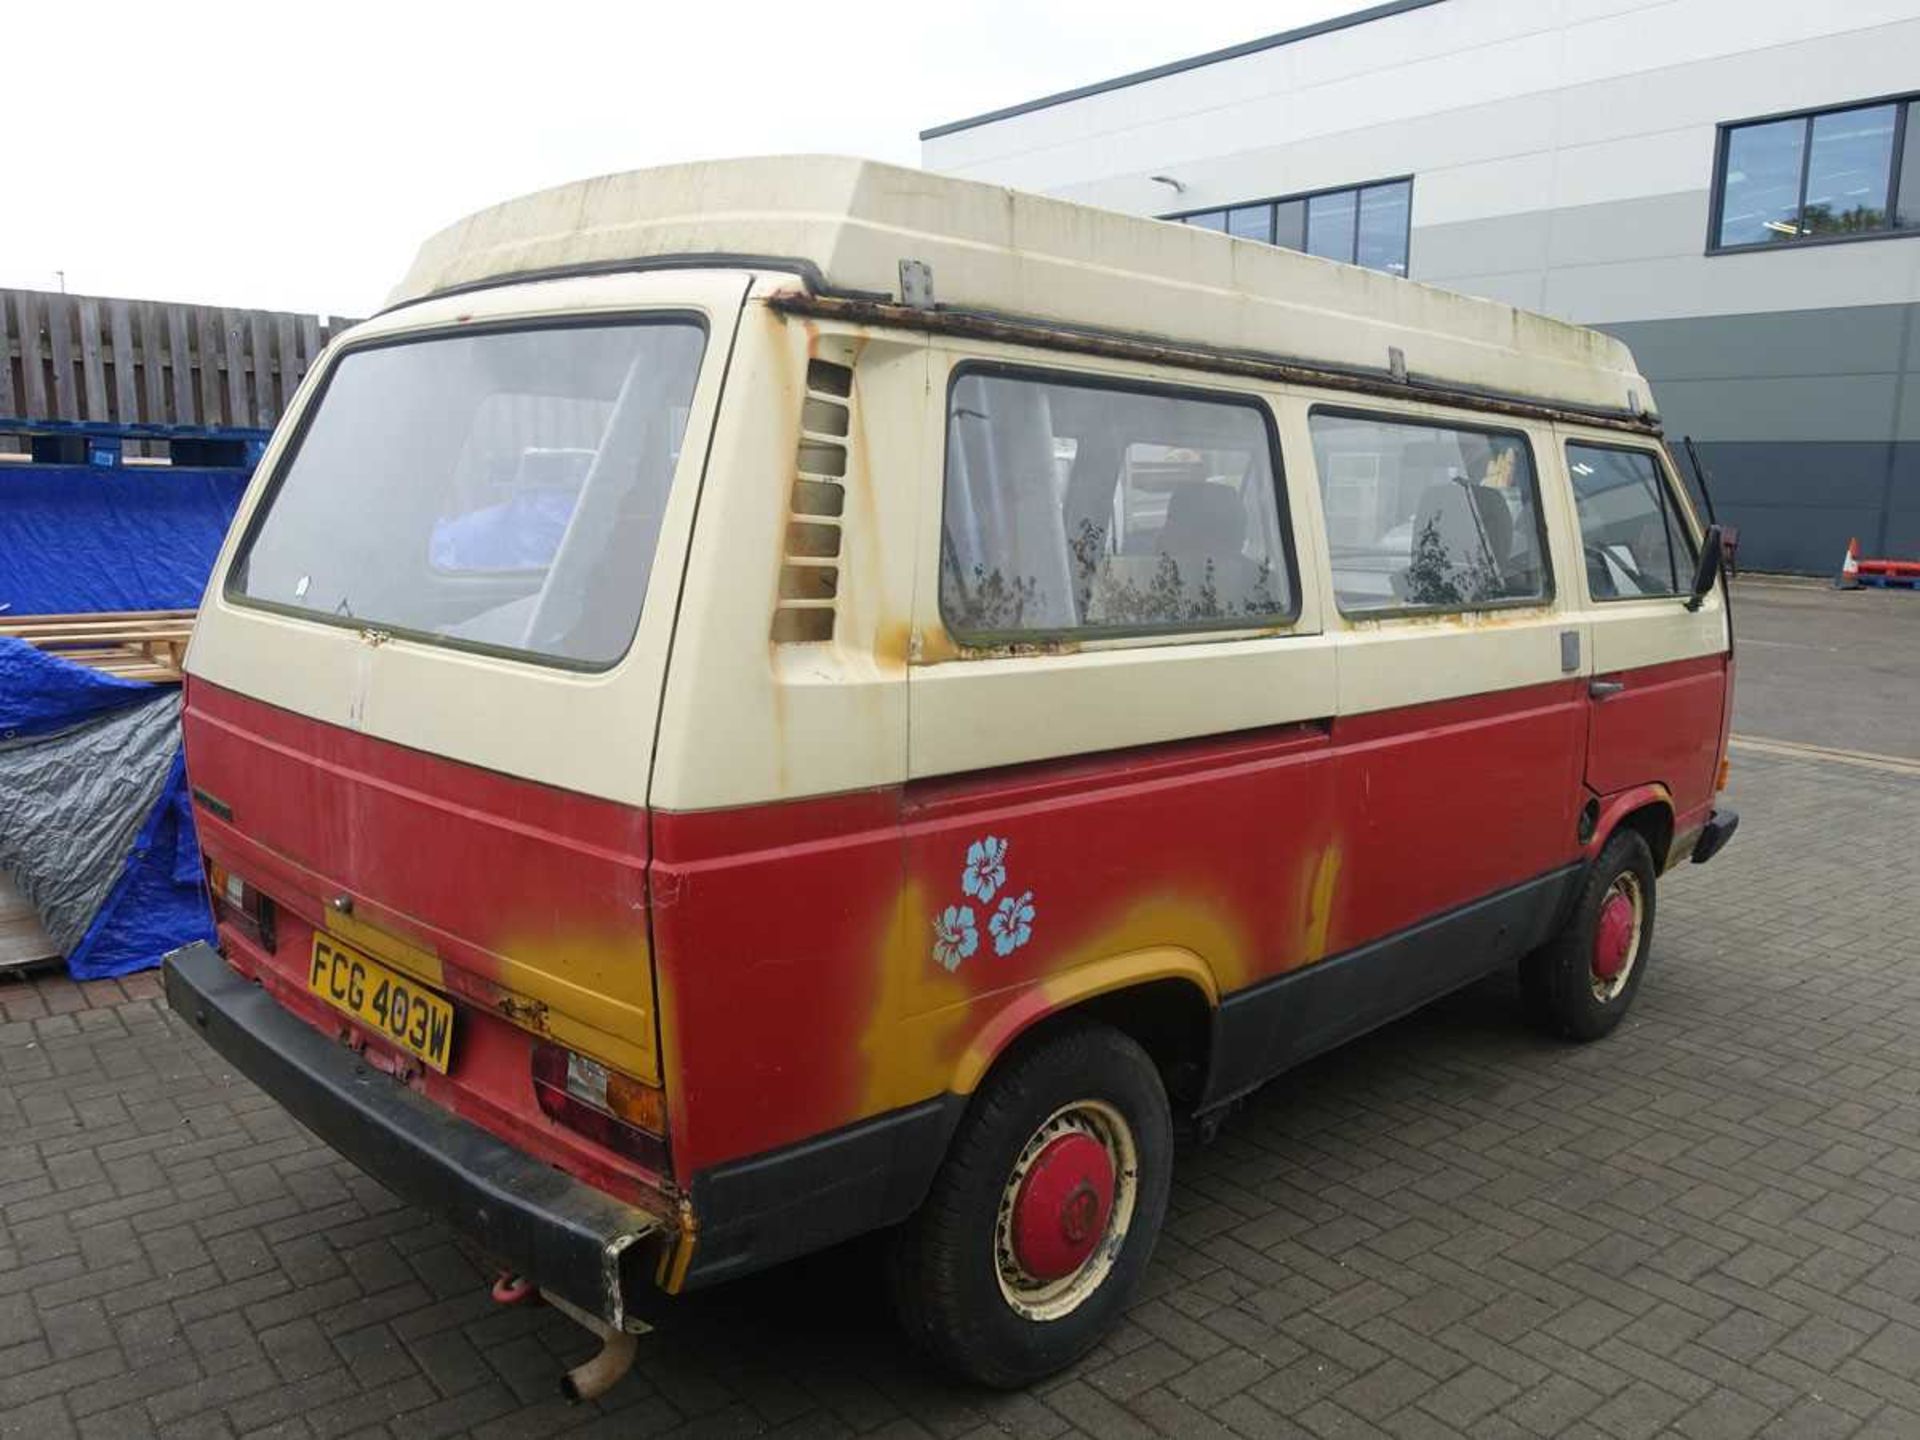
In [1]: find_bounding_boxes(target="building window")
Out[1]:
[1166,178,1412,276]
[1712,96,1918,251]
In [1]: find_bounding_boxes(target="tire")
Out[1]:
[1521,826,1657,1041]
[887,1022,1173,1388]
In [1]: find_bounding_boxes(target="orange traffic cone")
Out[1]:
[1836,537,1861,589]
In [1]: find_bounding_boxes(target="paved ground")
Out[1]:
[1728,577,1920,761]
[2,584,1917,1439]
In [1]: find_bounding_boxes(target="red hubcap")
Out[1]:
[1010,1131,1116,1281]
[1593,891,1635,981]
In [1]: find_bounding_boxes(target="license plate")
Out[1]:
[308,935,454,1073]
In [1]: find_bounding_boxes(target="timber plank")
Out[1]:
[108,301,138,426]
[166,306,195,423]
[0,291,16,421]
[46,294,79,421]
[15,291,47,419]
[78,298,109,421]
[195,308,223,424]
[222,310,249,425]
[137,302,169,426]
[249,312,274,425]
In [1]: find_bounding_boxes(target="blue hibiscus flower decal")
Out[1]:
[932,905,978,972]
[961,835,1009,904]
[989,890,1036,956]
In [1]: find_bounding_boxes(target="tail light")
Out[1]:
[531,1042,669,1172]
[206,861,277,952]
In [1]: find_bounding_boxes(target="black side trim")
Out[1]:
[683,1095,965,1291]
[163,943,666,1328]
[919,0,1446,140]
[1203,863,1583,1108]
[1691,807,1739,866]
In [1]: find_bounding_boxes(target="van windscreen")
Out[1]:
[229,319,707,669]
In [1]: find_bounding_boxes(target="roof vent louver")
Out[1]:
[772,357,853,644]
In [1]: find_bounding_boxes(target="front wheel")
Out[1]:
[1521,826,1657,1041]
[887,1022,1172,1387]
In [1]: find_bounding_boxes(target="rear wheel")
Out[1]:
[1521,827,1657,1041]
[888,1022,1172,1387]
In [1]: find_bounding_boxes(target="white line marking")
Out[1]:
[1730,734,1920,777]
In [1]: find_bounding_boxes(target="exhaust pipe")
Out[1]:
[541,1289,647,1401]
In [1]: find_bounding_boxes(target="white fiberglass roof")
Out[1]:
[391,155,1652,417]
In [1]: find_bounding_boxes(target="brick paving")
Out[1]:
[3,748,1919,1439]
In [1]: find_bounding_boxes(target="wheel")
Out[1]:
[887,1022,1173,1387]
[1521,827,1657,1041]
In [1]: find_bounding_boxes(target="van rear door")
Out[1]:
[184,271,748,1102]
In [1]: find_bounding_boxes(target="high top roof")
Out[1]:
[392,156,1652,418]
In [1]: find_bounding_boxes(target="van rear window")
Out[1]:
[940,368,1296,641]
[1308,410,1550,615]
[229,319,706,669]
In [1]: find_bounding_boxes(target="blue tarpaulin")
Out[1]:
[0,458,242,978]
[0,462,245,614]
[0,638,214,979]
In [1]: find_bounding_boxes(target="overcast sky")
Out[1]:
[2,0,1354,318]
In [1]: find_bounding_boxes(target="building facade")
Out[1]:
[921,0,1920,574]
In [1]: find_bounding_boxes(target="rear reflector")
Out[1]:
[1716,756,1731,792]
[531,1042,668,1172]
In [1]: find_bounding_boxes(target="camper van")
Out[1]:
[165,157,1737,1390]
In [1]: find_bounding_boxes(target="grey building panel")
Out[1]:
[1545,192,1707,269]
[1681,440,1892,511]
[1689,440,1895,573]
[1414,192,1703,289]
[1611,304,1920,568]
[1415,268,1548,312]
[1894,316,1920,442]
[1598,305,1914,381]
[1410,211,1551,280]
[1899,384,1920,443]
[1884,446,1920,555]
[1648,375,1899,444]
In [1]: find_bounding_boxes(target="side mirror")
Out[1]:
[1686,524,1724,611]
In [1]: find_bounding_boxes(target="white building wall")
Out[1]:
[923,0,1920,325]
[922,0,1920,575]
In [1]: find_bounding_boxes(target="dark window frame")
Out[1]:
[1306,403,1557,622]
[937,358,1304,649]
[1161,175,1414,275]
[1563,439,1700,604]
[223,310,711,675]
[1707,91,1918,255]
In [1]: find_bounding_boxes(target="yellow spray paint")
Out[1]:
[856,876,975,1116]
[1302,842,1343,966]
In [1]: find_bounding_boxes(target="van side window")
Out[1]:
[1308,410,1550,614]
[940,369,1296,640]
[1565,444,1696,601]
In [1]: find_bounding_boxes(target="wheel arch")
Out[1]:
[1587,784,1675,872]
[948,950,1219,1114]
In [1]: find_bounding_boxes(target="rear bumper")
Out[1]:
[163,941,666,1331]
[1691,807,1739,866]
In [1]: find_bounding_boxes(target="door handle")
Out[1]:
[1589,679,1625,699]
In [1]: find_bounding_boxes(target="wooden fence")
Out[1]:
[0,287,357,450]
